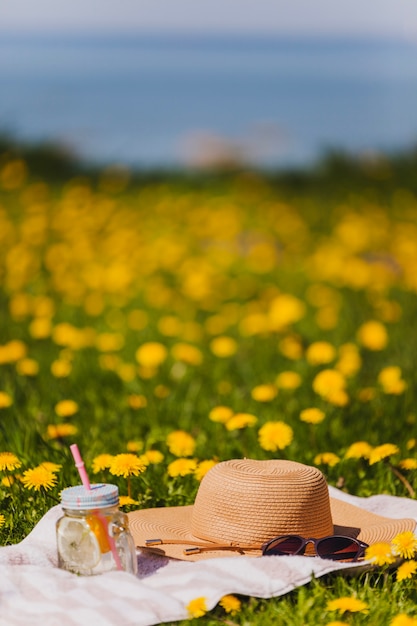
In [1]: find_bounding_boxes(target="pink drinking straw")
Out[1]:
[69,443,123,571]
[70,443,91,491]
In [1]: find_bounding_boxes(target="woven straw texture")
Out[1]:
[191,459,333,543]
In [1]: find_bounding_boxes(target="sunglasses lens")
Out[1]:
[316,536,361,561]
[263,535,304,556]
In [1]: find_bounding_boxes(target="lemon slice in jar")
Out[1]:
[57,517,101,570]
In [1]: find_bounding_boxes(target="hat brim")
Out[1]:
[128,497,416,561]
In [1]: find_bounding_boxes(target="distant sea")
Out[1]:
[1,33,417,169]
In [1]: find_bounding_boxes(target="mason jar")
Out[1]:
[56,483,138,576]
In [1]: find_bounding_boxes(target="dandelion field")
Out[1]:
[1,147,417,624]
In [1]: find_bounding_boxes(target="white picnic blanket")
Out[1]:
[1,486,417,626]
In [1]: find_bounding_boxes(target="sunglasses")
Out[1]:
[261,534,369,561]
[146,534,368,561]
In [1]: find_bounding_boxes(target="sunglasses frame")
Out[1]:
[261,534,369,562]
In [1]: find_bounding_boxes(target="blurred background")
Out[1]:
[0,0,416,171]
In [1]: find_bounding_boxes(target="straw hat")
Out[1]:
[127,459,416,561]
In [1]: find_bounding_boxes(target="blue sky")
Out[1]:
[1,0,416,39]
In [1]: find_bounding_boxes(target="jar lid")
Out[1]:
[61,483,119,510]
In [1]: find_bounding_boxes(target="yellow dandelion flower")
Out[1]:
[52,323,93,350]
[384,378,407,395]
[268,293,305,330]
[313,369,346,400]
[119,495,140,507]
[92,454,114,473]
[300,408,325,425]
[396,560,417,582]
[135,342,168,368]
[305,341,336,365]
[368,443,400,465]
[365,542,396,566]
[2,475,15,487]
[258,421,293,451]
[127,309,148,331]
[278,335,303,360]
[315,306,339,330]
[166,430,196,457]
[325,622,349,626]
[0,513,5,528]
[239,312,269,336]
[0,392,13,409]
[345,441,373,460]
[95,332,125,352]
[29,317,52,339]
[16,358,39,376]
[327,389,349,406]
[391,531,417,559]
[209,335,238,358]
[21,466,58,491]
[116,363,136,382]
[378,366,407,395]
[194,459,218,481]
[126,440,144,453]
[9,292,31,319]
[109,454,146,478]
[158,315,183,337]
[378,366,402,385]
[219,594,241,615]
[399,458,417,470]
[37,462,62,473]
[357,320,388,351]
[187,596,208,618]
[226,412,258,431]
[209,405,234,423]
[167,458,197,478]
[51,359,72,378]
[0,452,22,471]
[0,340,26,364]
[127,394,147,409]
[336,343,362,377]
[390,614,417,626]
[407,439,416,451]
[251,384,278,402]
[171,342,203,366]
[46,423,78,439]
[140,450,164,465]
[275,371,302,390]
[54,399,79,417]
[326,597,369,614]
[314,452,340,467]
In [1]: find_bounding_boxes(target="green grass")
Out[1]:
[166,571,416,625]
[1,145,417,624]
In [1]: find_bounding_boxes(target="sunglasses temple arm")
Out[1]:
[144,538,262,555]
[349,540,369,561]
[355,545,369,561]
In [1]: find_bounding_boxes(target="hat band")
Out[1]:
[145,538,261,555]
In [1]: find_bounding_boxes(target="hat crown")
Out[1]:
[191,459,334,544]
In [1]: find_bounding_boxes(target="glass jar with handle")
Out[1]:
[56,483,137,576]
